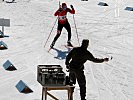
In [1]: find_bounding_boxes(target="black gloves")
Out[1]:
[66,65,70,69]
[70,5,74,9]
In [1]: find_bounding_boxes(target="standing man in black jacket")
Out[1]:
[65,39,109,100]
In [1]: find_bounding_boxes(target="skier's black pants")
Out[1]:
[69,69,86,100]
[53,21,71,43]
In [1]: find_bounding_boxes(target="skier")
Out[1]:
[50,3,75,48]
[65,39,109,100]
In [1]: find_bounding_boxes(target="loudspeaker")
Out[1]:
[3,60,17,71]
[0,41,8,50]
[16,80,33,93]
[125,7,133,11]
[98,2,108,6]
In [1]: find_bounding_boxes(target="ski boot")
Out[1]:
[67,41,73,47]
[50,42,55,48]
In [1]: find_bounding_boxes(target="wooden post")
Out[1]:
[42,87,44,100]
[2,26,4,35]
[2,18,4,35]
[44,87,47,100]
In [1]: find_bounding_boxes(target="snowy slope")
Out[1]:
[0,0,133,100]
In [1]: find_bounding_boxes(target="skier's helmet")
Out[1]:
[81,39,89,48]
[62,3,67,10]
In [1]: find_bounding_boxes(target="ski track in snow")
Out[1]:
[0,0,133,100]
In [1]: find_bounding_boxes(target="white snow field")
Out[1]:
[0,0,133,100]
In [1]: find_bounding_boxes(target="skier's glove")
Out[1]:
[66,65,70,69]
[70,5,74,9]
[104,58,109,62]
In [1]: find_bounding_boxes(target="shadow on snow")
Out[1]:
[52,48,72,60]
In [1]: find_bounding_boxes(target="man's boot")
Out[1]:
[81,93,86,100]
[81,97,86,100]
[67,41,73,47]
[50,41,55,48]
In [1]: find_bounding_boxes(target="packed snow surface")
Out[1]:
[0,0,133,100]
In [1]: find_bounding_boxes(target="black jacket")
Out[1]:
[65,47,104,69]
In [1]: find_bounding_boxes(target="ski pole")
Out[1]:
[59,1,61,8]
[73,14,80,46]
[44,18,58,48]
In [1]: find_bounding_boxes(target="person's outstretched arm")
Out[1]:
[87,51,109,63]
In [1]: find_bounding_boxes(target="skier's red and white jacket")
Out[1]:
[54,8,75,24]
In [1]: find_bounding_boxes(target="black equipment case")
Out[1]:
[37,65,66,86]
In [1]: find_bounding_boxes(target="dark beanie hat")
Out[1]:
[62,3,67,7]
[81,39,89,48]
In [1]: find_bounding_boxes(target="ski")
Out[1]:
[44,47,56,57]
[48,47,52,52]
[47,47,55,52]
[62,45,74,49]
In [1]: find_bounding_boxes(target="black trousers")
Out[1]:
[69,69,86,100]
[52,21,71,43]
